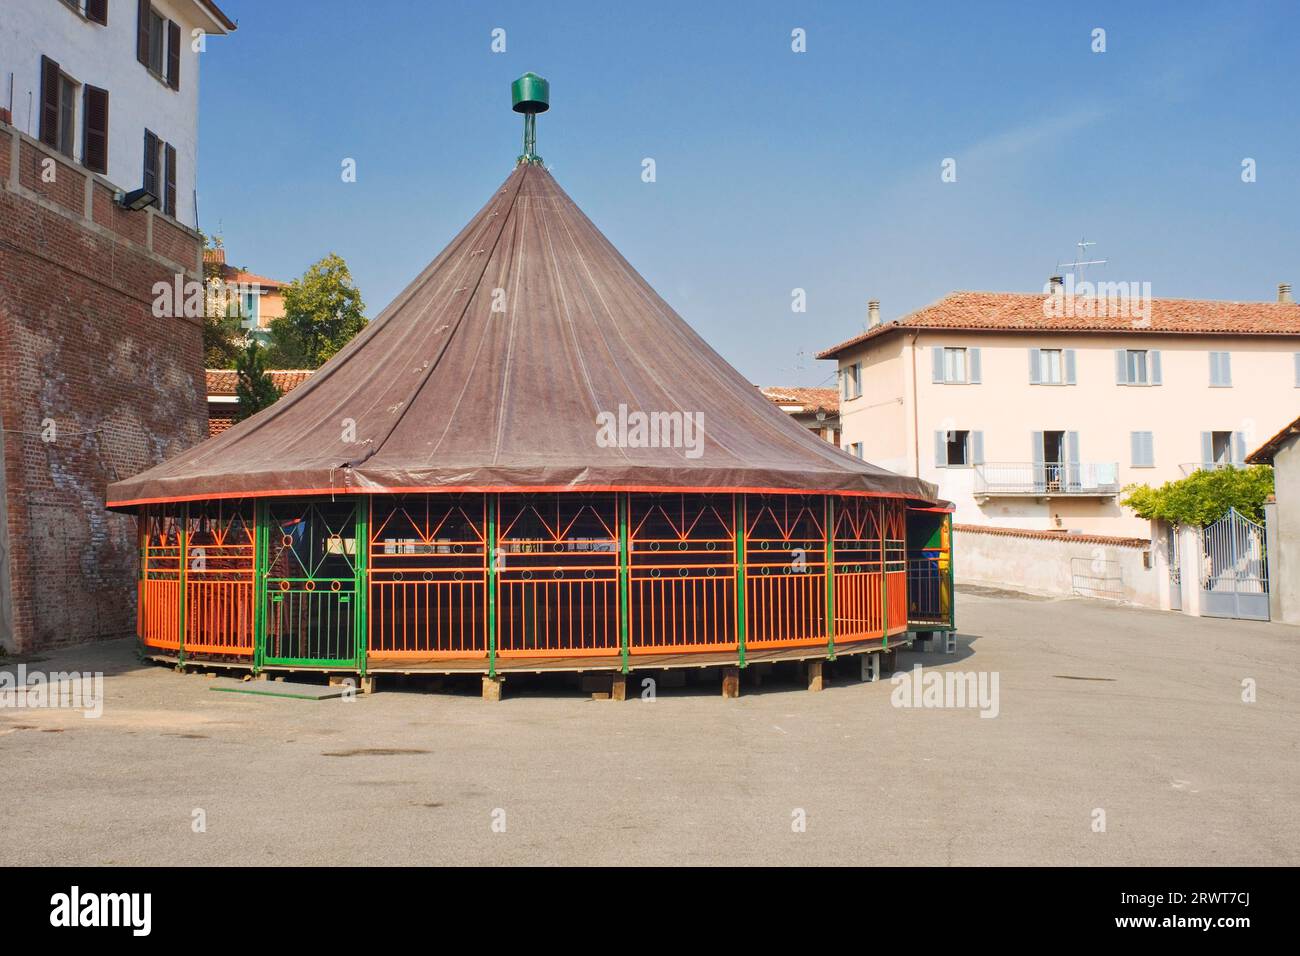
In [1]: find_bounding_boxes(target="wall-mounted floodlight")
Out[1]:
[115,187,158,211]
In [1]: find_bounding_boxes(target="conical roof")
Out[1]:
[107,164,937,507]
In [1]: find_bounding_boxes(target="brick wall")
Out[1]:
[0,123,207,653]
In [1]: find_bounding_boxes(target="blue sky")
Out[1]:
[199,0,1300,386]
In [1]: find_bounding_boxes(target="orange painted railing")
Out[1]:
[628,493,736,653]
[140,508,182,651]
[497,494,620,657]
[369,495,487,658]
[184,502,254,656]
[745,494,828,649]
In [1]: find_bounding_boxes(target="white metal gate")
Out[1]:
[1200,509,1268,621]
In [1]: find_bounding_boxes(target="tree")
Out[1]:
[1122,465,1274,526]
[265,253,366,368]
[234,339,280,421]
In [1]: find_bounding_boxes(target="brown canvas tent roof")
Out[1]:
[107,164,937,508]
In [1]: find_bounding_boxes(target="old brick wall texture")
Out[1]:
[0,125,207,652]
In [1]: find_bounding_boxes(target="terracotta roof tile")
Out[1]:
[817,291,1300,359]
[206,369,314,396]
[208,417,235,438]
[758,385,839,415]
[954,523,1149,549]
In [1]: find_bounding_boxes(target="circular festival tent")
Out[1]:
[108,76,954,682]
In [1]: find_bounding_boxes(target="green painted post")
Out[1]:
[177,503,188,665]
[355,498,369,676]
[618,492,630,674]
[486,494,498,679]
[946,511,956,629]
[825,496,836,660]
[735,493,747,669]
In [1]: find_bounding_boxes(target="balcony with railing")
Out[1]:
[974,462,1121,498]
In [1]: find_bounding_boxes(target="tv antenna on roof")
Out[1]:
[1057,238,1107,282]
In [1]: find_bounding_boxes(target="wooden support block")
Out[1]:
[807,660,824,692]
[610,674,627,701]
[482,676,503,701]
[721,666,740,699]
[882,648,898,675]
[360,676,375,695]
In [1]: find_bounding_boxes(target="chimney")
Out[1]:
[1049,275,1064,291]
[867,299,881,328]
[1279,283,1293,304]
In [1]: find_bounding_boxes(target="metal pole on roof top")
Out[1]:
[511,72,549,166]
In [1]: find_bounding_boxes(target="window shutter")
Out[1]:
[164,142,177,217]
[971,431,984,465]
[142,129,159,196]
[1066,431,1080,463]
[1031,432,1044,464]
[1295,352,1300,387]
[934,431,947,468]
[167,20,181,90]
[852,363,862,397]
[1028,348,1041,384]
[968,348,981,384]
[1200,432,1213,467]
[1220,352,1231,386]
[1130,432,1141,467]
[137,0,151,67]
[1115,349,1127,385]
[82,86,109,174]
[1145,432,1155,467]
[1064,349,1077,385]
[39,56,60,148]
[1233,432,1246,464]
[86,0,108,25]
[1209,352,1221,386]
[932,348,945,384]
[1150,350,1162,385]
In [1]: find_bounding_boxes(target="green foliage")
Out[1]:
[234,340,280,421]
[203,312,244,369]
[266,253,366,368]
[1122,465,1274,526]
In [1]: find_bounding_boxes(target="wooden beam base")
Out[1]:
[807,660,824,692]
[721,666,740,699]
[611,674,627,701]
[482,676,503,701]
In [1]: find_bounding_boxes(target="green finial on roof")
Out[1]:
[512,72,549,165]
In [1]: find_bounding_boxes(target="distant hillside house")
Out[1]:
[207,368,313,436]
[818,284,1300,536]
[204,246,287,345]
[758,386,840,446]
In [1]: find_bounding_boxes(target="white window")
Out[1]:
[1117,348,1161,386]
[56,73,77,157]
[1038,349,1062,384]
[147,9,167,75]
[1127,350,1147,384]
[943,348,966,383]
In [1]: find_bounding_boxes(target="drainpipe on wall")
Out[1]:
[910,331,921,477]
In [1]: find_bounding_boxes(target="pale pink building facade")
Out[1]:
[819,288,1300,537]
